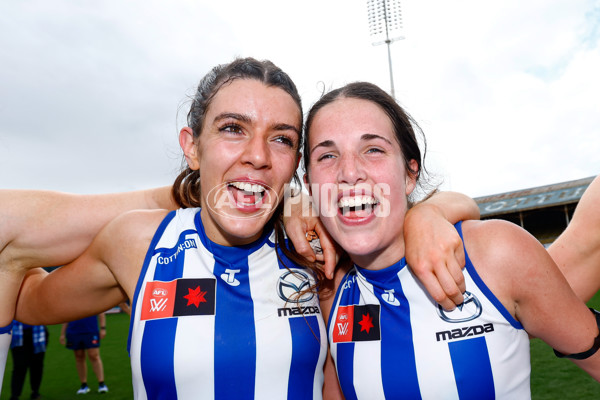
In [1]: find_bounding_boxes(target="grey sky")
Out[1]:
[1,0,598,197]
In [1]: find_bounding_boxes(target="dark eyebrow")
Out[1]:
[310,140,335,154]
[361,133,392,145]
[213,112,252,124]
[310,133,392,154]
[273,123,301,137]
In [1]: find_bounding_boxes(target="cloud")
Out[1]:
[0,0,598,197]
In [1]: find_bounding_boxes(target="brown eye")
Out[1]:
[274,135,296,148]
[220,124,243,135]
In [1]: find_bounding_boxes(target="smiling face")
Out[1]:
[180,78,301,246]
[305,97,417,269]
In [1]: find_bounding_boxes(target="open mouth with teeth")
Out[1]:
[227,181,267,208]
[338,195,379,217]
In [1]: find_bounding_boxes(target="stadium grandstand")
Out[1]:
[474,175,597,247]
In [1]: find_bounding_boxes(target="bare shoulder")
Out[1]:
[460,219,551,317]
[93,209,171,297]
[461,219,542,266]
[94,208,170,260]
[99,209,170,240]
[461,220,598,358]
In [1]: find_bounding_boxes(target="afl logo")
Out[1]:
[277,270,314,303]
[437,291,482,323]
[152,288,168,297]
[206,182,278,220]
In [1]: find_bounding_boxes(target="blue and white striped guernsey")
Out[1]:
[129,208,327,400]
[328,222,530,400]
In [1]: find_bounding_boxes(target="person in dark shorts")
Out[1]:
[60,314,108,394]
[9,321,47,400]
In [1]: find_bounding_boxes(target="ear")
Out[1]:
[179,127,200,170]
[405,159,418,196]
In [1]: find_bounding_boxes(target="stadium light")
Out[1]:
[367,0,405,98]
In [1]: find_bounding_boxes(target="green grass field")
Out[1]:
[2,296,600,399]
[1,313,133,400]
[530,291,600,399]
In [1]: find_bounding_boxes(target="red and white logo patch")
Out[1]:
[140,279,216,321]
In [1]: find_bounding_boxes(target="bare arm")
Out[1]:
[0,187,174,270]
[14,209,166,325]
[549,175,600,302]
[404,191,480,310]
[0,187,174,326]
[464,219,600,380]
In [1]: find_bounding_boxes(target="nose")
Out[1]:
[241,134,270,169]
[337,153,366,185]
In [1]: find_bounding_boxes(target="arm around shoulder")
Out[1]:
[15,209,169,325]
[0,186,175,271]
[404,191,480,310]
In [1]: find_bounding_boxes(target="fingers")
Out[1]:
[314,224,339,280]
[451,245,467,293]
[432,261,465,309]
[417,272,457,311]
[409,255,465,310]
[286,221,316,262]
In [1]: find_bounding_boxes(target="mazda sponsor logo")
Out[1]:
[277,270,314,303]
[435,323,495,342]
[437,291,482,323]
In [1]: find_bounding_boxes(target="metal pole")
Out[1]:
[386,39,395,98]
[367,0,404,99]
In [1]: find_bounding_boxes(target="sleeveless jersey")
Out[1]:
[129,208,327,400]
[328,222,530,400]
[0,322,12,394]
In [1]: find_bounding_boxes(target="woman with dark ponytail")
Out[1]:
[15,57,329,399]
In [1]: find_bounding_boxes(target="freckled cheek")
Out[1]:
[266,154,296,198]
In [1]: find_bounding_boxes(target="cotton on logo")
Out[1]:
[150,298,168,312]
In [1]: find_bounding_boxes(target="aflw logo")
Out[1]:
[337,322,350,336]
[149,298,168,313]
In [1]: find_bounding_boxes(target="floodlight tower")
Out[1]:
[367,0,404,98]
